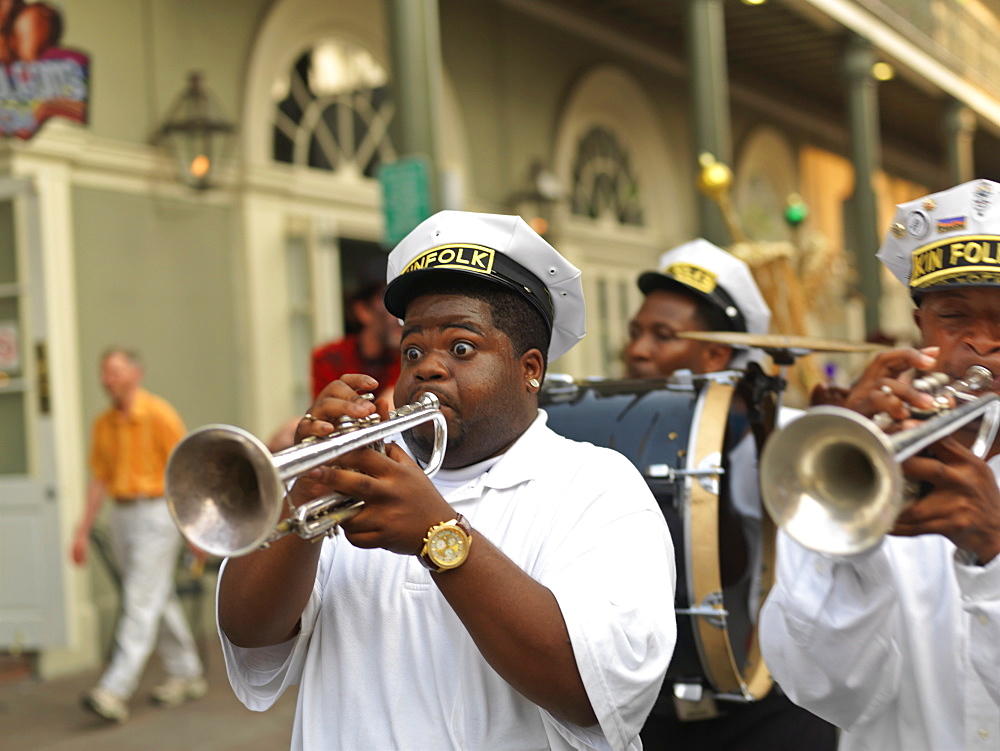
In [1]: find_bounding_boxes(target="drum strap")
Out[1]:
[688,379,774,700]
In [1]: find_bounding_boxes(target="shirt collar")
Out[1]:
[476,410,552,491]
[400,410,552,494]
[111,388,152,422]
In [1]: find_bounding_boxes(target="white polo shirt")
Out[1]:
[220,411,676,750]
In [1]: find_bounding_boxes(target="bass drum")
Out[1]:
[540,368,779,717]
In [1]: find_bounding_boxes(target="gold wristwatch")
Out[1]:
[419,514,473,572]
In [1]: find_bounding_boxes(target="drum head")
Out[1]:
[541,373,777,706]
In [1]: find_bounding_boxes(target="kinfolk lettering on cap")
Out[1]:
[664,262,718,295]
[910,236,1000,289]
[401,244,496,276]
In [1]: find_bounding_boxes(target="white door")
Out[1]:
[0,176,65,649]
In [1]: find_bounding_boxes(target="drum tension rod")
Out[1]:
[644,465,725,481]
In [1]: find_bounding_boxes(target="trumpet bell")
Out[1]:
[165,424,284,557]
[760,407,905,555]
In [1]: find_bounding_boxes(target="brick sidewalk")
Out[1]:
[0,638,297,751]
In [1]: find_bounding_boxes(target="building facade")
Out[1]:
[2,0,999,677]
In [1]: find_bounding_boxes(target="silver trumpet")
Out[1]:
[760,366,1000,555]
[165,393,447,557]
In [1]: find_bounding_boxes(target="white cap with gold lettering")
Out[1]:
[878,179,1000,297]
[637,238,771,368]
[384,210,586,361]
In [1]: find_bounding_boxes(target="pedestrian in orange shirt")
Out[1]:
[70,348,205,723]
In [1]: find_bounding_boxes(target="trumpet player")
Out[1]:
[216,211,677,750]
[760,179,1000,750]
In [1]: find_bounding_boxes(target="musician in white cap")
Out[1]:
[760,179,1000,750]
[217,210,676,750]
[624,238,771,378]
[625,240,837,750]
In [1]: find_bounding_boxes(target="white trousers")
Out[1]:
[99,499,203,698]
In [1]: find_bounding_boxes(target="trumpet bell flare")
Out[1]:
[166,425,284,557]
[761,407,904,555]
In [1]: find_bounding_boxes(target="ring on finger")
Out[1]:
[303,412,318,422]
[881,384,893,396]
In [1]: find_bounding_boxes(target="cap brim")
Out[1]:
[637,271,746,333]
[384,266,554,329]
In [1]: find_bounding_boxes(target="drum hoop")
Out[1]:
[685,379,776,700]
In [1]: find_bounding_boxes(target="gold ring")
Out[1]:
[303,413,318,422]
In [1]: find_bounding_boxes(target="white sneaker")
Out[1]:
[82,686,129,722]
[150,675,208,707]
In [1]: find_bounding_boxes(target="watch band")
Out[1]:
[418,514,473,573]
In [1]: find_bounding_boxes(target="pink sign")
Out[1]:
[0,321,20,372]
[0,1,89,140]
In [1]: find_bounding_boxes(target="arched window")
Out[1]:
[569,126,644,226]
[271,38,396,177]
[552,66,681,377]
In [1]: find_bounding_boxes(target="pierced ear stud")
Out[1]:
[528,378,540,389]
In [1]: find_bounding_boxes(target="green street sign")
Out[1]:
[379,156,432,246]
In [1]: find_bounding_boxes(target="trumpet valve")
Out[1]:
[956,365,993,396]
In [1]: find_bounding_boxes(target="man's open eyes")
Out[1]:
[402,342,474,360]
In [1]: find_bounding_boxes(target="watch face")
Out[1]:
[428,526,468,568]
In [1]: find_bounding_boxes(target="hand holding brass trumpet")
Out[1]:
[760,367,1000,555]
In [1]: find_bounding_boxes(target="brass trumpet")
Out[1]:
[760,367,1000,555]
[165,393,447,557]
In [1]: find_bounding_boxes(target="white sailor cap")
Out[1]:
[638,237,771,336]
[637,239,771,369]
[878,179,1000,297]
[384,210,586,361]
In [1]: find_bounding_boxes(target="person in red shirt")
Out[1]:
[311,280,401,401]
[268,277,403,453]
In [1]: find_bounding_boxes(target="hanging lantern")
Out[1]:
[154,72,236,190]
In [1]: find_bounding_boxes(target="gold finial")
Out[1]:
[697,152,734,202]
[696,153,745,243]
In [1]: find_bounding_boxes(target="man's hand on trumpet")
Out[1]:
[296,372,383,440]
[292,373,457,558]
[835,344,1000,563]
[894,434,1000,564]
[839,345,939,424]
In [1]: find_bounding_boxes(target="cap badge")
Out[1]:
[401,244,496,276]
[973,181,995,219]
[664,262,718,295]
[905,211,930,239]
[936,216,967,233]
